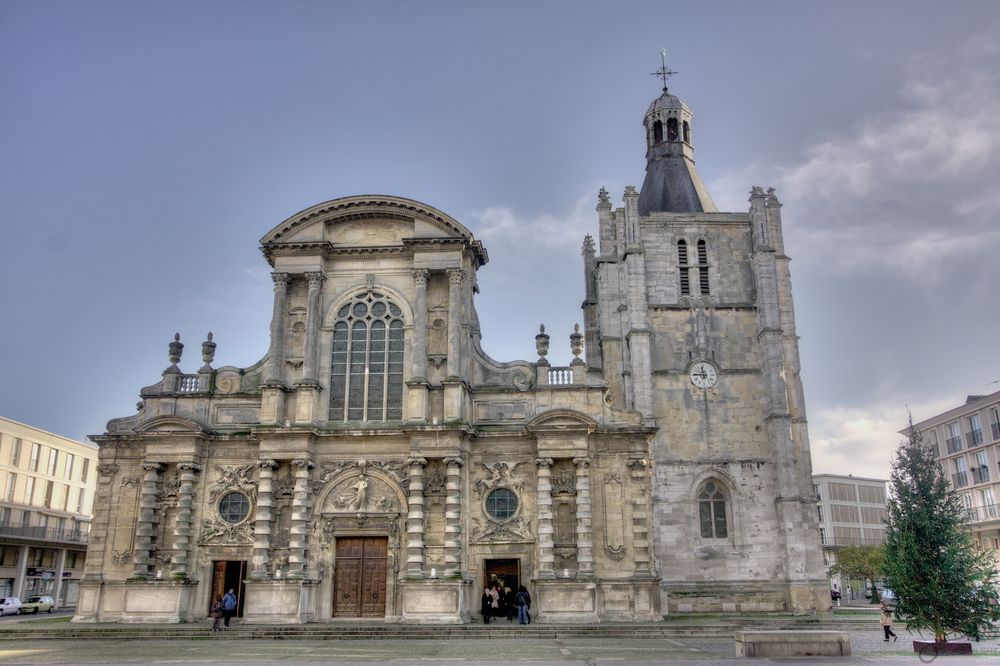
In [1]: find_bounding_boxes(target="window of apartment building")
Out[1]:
[55,517,65,539]
[46,448,58,476]
[0,547,17,567]
[947,422,963,453]
[76,489,86,514]
[36,514,47,530]
[927,429,940,456]
[2,472,14,502]
[980,488,997,518]
[961,493,973,512]
[858,485,886,504]
[831,504,860,523]
[19,510,29,528]
[43,480,54,508]
[861,506,887,524]
[814,484,821,500]
[819,527,827,545]
[816,504,824,522]
[990,406,1000,440]
[973,450,991,483]
[828,482,858,502]
[8,438,21,466]
[63,453,74,480]
[65,551,78,569]
[0,507,8,525]
[80,458,90,484]
[23,476,35,504]
[863,527,885,544]
[28,442,40,472]
[30,549,44,567]
[953,457,969,487]
[969,414,984,447]
[60,484,70,511]
[833,526,861,546]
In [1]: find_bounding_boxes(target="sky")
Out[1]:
[2,1,999,480]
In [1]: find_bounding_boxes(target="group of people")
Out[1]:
[209,588,238,632]
[481,581,532,625]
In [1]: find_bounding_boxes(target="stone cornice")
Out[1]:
[260,241,335,265]
[403,236,488,267]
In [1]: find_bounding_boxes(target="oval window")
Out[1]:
[218,491,251,524]
[485,488,518,521]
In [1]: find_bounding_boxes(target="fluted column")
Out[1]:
[287,458,314,579]
[535,458,556,578]
[443,457,463,576]
[406,457,427,578]
[573,457,594,577]
[265,272,291,384]
[411,270,429,380]
[445,268,463,378]
[132,462,163,578]
[301,272,325,383]
[251,459,279,579]
[170,462,200,577]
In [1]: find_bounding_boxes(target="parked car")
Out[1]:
[0,597,21,616]
[18,596,53,614]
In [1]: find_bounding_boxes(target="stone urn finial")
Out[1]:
[165,332,183,374]
[570,323,584,365]
[535,324,550,365]
[200,332,216,372]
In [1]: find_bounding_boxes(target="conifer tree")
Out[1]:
[884,419,1000,642]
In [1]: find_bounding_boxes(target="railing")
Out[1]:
[967,430,984,447]
[972,465,991,484]
[547,368,574,385]
[964,503,1000,524]
[0,523,89,544]
[946,436,963,453]
[823,535,886,547]
[178,375,201,392]
[952,471,969,488]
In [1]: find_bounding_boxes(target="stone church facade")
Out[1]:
[75,84,829,624]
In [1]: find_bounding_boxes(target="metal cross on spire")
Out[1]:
[651,48,678,92]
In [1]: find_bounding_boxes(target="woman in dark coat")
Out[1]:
[481,588,492,624]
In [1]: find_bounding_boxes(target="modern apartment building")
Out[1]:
[908,389,1000,560]
[813,474,888,597]
[0,416,97,606]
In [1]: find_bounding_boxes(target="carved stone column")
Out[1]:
[287,458,314,579]
[170,462,200,577]
[573,457,594,577]
[265,272,291,384]
[443,457,463,577]
[132,462,163,578]
[251,459,279,579]
[411,270,429,380]
[301,272,325,383]
[445,268,463,379]
[405,457,427,578]
[535,458,556,579]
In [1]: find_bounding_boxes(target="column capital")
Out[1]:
[290,458,314,470]
[177,462,201,473]
[535,457,553,469]
[141,462,164,473]
[271,272,291,289]
[572,457,591,468]
[446,267,465,285]
[627,458,649,470]
[305,271,326,288]
[411,269,429,286]
[257,459,279,470]
[443,457,463,468]
[407,457,428,468]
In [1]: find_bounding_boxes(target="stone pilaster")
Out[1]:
[170,462,200,578]
[411,270,429,380]
[628,458,654,577]
[265,272,291,384]
[405,457,427,578]
[443,457,463,577]
[251,459,279,579]
[573,457,594,577]
[301,272,325,383]
[132,462,163,578]
[287,458,314,579]
[445,268,463,379]
[535,458,556,579]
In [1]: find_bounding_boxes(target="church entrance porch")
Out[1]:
[210,560,246,618]
[333,537,387,618]
[483,558,519,594]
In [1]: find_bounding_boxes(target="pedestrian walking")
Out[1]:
[881,602,897,641]
[515,584,531,625]
[222,588,238,628]
[210,596,223,632]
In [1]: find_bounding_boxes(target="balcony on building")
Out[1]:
[971,465,991,484]
[946,436,963,454]
[0,521,90,545]
[952,471,969,488]
[964,503,1000,524]
[967,429,984,448]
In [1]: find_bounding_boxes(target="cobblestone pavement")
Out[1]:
[2,630,1000,665]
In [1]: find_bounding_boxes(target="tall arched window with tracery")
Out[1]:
[697,479,728,538]
[329,292,405,422]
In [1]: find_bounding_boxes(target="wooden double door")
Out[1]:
[333,537,387,617]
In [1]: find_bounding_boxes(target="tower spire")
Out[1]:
[650,48,678,92]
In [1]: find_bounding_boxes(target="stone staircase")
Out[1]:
[0,612,886,642]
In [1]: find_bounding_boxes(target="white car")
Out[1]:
[0,597,21,616]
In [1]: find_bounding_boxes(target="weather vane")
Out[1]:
[651,48,678,91]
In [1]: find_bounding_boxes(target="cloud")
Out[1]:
[711,42,1000,286]
[466,190,597,250]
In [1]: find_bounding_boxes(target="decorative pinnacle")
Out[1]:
[650,48,678,92]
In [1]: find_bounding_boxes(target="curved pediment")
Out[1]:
[526,408,599,433]
[133,415,207,434]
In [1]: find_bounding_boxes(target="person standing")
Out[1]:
[881,602,897,641]
[481,588,492,624]
[222,588,238,628]
[515,585,531,625]
[210,596,223,632]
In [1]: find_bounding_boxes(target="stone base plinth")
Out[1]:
[242,579,316,624]
[533,579,597,623]
[734,630,851,657]
[73,580,198,623]
[399,578,471,624]
[597,579,662,622]
[534,578,662,623]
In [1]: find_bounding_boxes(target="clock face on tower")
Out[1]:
[689,360,718,389]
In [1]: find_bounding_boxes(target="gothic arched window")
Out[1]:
[667,117,679,141]
[653,120,663,144]
[697,239,710,295]
[677,240,690,296]
[682,120,691,144]
[698,480,728,538]
[329,292,404,422]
